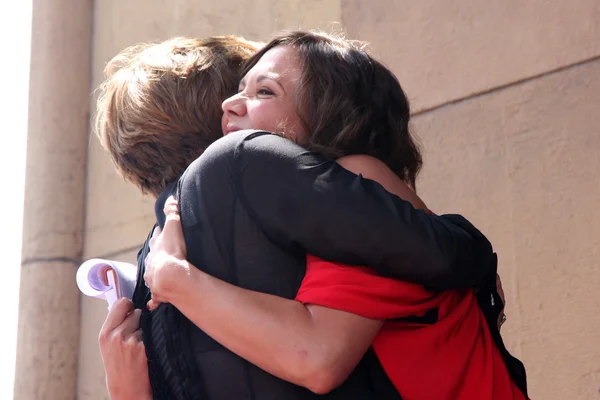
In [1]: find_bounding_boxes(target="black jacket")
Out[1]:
[132,130,524,399]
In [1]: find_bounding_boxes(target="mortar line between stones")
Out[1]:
[21,257,79,267]
[413,54,600,117]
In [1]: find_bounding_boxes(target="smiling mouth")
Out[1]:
[223,124,243,135]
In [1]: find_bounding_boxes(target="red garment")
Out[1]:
[296,255,527,400]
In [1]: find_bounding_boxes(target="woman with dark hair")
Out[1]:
[144,31,528,399]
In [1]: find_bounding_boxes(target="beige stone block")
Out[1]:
[83,139,154,259]
[14,262,80,400]
[342,0,600,112]
[412,59,600,400]
[77,249,139,400]
[91,0,341,90]
[92,0,341,53]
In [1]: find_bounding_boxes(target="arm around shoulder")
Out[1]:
[234,134,495,290]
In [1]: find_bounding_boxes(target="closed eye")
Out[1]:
[257,88,275,96]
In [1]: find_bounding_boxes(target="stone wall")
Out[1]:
[17,1,599,399]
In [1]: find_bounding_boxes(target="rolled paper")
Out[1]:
[76,258,137,309]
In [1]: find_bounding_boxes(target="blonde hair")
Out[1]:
[95,36,261,197]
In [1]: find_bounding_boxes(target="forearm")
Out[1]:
[99,299,153,400]
[166,259,358,392]
[178,131,494,291]
[108,386,153,400]
[230,131,494,290]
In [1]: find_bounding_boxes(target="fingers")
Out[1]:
[162,197,186,253]
[144,252,152,273]
[101,298,134,333]
[149,226,161,252]
[147,299,160,312]
[119,308,143,336]
[163,196,180,223]
[99,301,143,346]
[130,329,144,343]
[143,268,153,293]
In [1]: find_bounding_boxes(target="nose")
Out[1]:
[222,93,247,117]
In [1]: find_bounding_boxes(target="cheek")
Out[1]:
[248,104,283,132]
[247,101,305,139]
[281,107,307,142]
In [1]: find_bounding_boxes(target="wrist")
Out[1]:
[151,255,190,303]
[108,384,152,400]
[111,394,152,400]
[167,260,202,306]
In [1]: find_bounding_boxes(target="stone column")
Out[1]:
[14,0,93,399]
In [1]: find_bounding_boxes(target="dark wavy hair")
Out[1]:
[241,30,423,189]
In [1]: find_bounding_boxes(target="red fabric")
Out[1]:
[296,255,527,400]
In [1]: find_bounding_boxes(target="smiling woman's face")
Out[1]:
[221,46,307,142]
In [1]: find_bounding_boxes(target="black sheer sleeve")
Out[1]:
[190,130,494,291]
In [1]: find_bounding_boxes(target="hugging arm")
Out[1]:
[154,259,384,394]
[232,131,494,291]
[148,135,488,393]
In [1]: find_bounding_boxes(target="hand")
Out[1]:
[144,196,191,310]
[496,273,507,330]
[98,298,152,400]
